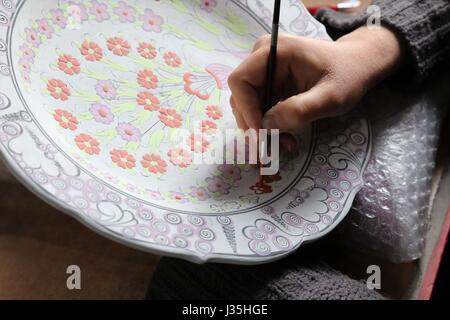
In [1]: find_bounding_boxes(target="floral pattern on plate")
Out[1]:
[0,0,370,264]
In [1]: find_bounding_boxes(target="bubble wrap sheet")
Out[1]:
[338,77,450,263]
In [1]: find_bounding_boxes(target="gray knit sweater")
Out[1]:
[148,0,449,300]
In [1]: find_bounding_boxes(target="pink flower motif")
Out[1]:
[159,108,183,128]
[138,42,157,60]
[36,18,54,39]
[47,79,71,101]
[137,91,160,112]
[170,192,188,203]
[110,149,136,169]
[19,60,31,74]
[190,187,210,201]
[141,154,167,174]
[206,105,223,120]
[21,72,31,83]
[206,176,231,195]
[105,174,119,184]
[137,69,158,89]
[117,122,141,142]
[140,9,163,33]
[80,40,103,61]
[187,134,210,154]
[90,0,110,22]
[218,164,242,181]
[163,52,182,68]
[95,80,117,100]
[89,103,114,124]
[200,0,217,12]
[126,183,138,193]
[50,9,68,28]
[58,54,81,75]
[114,1,136,23]
[200,120,217,135]
[25,28,41,48]
[107,36,131,56]
[19,44,35,62]
[75,133,100,155]
[53,109,79,131]
[146,190,163,200]
[69,2,89,21]
[168,148,192,168]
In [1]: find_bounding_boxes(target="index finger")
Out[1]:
[227,48,270,130]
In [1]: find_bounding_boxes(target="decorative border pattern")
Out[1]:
[0,0,370,264]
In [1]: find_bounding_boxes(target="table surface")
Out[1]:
[0,0,399,300]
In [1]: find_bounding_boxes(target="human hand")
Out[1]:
[228,26,404,132]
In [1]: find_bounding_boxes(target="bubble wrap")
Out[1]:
[338,76,450,263]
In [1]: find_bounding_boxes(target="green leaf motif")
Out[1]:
[148,130,165,148]
[174,95,189,112]
[77,112,93,121]
[195,16,222,36]
[220,11,249,36]
[76,91,101,102]
[169,128,183,144]
[184,114,191,131]
[232,40,253,50]
[194,99,205,116]
[169,0,189,13]
[96,128,117,142]
[165,25,214,51]
[112,102,137,114]
[134,110,154,126]
[126,141,140,152]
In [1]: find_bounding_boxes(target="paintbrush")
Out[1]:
[259,0,281,177]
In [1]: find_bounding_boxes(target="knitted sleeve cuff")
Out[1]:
[315,0,450,81]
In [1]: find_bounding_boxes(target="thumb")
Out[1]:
[262,86,335,131]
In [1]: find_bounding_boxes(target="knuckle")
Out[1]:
[278,33,290,44]
[254,34,271,49]
[260,34,271,43]
[227,70,241,88]
[283,98,305,126]
[322,85,346,115]
[229,96,236,110]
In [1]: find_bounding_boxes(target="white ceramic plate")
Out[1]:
[0,0,370,264]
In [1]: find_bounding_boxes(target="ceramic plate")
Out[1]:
[0,0,370,264]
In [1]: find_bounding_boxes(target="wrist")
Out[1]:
[337,26,405,90]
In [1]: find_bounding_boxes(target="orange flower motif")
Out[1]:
[206,105,223,120]
[200,120,218,135]
[110,149,136,170]
[187,134,210,153]
[107,36,131,56]
[58,54,81,75]
[159,108,183,128]
[137,91,160,111]
[137,68,158,89]
[138,42,157,60]
[163,51,181,68]
[80,40,103,61]
[168,148,192,168]
[75,133,100,155]
[53,109,79,131]
[141,153,167,174]
[47,79,71,101]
